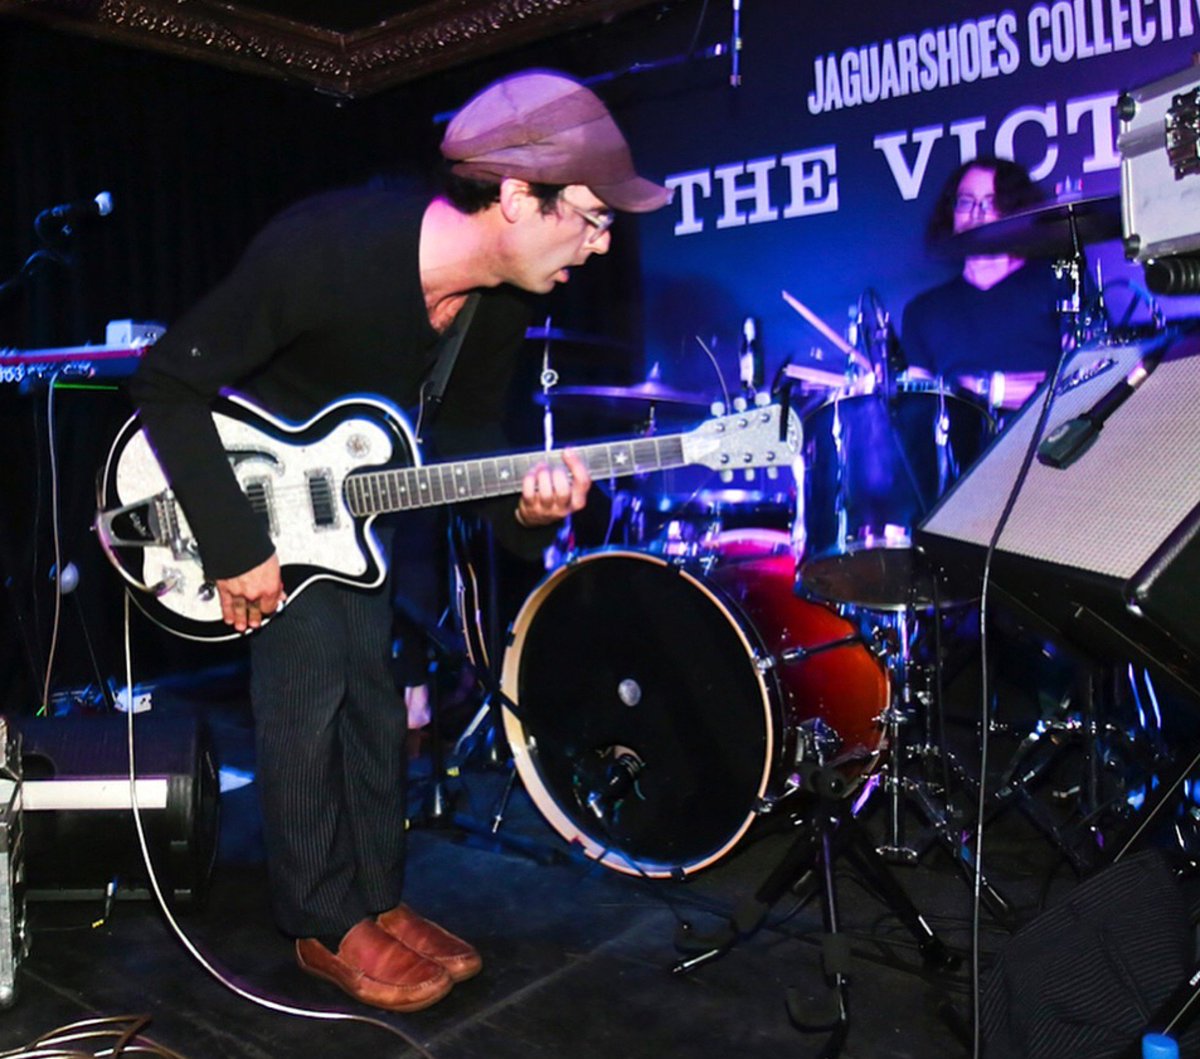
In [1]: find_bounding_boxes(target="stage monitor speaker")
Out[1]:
[916,327,1200,699]
[10,713,219,903]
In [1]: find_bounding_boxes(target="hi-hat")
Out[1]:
[941,195,1122,258]
[535,380,710,409]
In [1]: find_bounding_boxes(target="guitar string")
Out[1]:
[219,436,695,516]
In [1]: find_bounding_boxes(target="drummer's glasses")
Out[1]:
[559,195,615,248]
[954,194,997,217]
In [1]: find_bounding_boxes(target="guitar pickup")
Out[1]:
[242,477,279,539]
[306,469,338,530]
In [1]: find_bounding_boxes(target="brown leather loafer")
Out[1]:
[376,904,483,983]
[296,919,452,1012]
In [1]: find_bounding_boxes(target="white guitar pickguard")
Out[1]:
[115,407,397,629]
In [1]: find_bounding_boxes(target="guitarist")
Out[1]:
[127,70,671,1012]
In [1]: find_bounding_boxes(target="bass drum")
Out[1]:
[500,549,888,877]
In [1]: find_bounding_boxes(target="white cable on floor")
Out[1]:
[119,591,438,1057]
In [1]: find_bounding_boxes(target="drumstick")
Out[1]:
[781,290,874,374]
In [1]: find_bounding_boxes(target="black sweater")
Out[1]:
[900,262,1064,380]
[129,185,549,580]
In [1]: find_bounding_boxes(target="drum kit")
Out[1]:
[494,330,1005,886]
[480,191,1152,904]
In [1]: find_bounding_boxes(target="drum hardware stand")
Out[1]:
[671,724,961,1055]
[404,631,464,828]
[870,608,1021,929]
[980,659,1158,874]
[431,527,594,866]
[410,631,573,866]
[979,715,1101,875]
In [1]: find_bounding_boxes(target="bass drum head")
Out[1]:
[501,550,780,877]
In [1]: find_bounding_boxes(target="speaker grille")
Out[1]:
[921,330,1200,581]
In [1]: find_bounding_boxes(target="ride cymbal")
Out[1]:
[940,195,1121,258]
[535,380,711,409]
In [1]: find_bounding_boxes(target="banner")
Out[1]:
[626,0,1200,394]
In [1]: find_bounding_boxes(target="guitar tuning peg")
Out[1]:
[743,468,755,481]
[720,469,734,483]
[754,392,771,408]
[710,401,726,417]
[732,395,748,413]
[765,466,779,480]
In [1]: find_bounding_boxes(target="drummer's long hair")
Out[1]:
[924,156,1046,248]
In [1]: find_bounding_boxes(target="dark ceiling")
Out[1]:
[0,0,669,98]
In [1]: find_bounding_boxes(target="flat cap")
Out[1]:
[441,70,671,213]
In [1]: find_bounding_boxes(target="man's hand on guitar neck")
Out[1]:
[218,554,286,632]
[515,448,591,528]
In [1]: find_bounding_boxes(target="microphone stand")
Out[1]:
[0,250,69,305]
[437,515,615,867]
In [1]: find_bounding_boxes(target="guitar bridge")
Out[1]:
[96,490,191,559]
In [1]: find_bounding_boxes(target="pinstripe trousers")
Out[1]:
[249,573,409,939]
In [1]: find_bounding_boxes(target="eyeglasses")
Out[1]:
[558,197,615,247]
[954,194,998,216]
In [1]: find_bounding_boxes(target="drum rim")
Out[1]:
[499,547,781,878]
[798,542,975,611]
[802,380,997,423]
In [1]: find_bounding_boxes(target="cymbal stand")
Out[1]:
[1051,199,1097,351]
[871,606,1020,929]
[672,732,960,1053]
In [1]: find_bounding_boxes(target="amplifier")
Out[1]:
[916,328,1200,698]
[12,714,219,903]
[0,720,25,1009]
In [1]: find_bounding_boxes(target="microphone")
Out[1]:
[1037,344,1166,470]
[38,191,114,235]
[738,316,759,396]
[578,746,645,821]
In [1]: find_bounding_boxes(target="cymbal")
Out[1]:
[525,326,635,351]
[535,380,711,409]
[940,195,1122,258]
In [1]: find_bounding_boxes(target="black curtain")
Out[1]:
[0,15,654,708]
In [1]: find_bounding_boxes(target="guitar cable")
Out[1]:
[969,337,1074,1059]
[117,592,440,1057]
[38,371,65,717]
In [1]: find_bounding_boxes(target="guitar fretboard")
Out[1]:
[344,435,688,516]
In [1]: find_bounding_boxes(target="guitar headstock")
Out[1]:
[680,401,802,474]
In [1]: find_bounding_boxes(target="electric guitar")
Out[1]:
[96,392,801,641]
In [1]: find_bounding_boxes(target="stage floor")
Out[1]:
[0,663,1182,1059]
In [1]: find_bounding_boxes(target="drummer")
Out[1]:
[902,158,1076,716]
[900,156,1064,408]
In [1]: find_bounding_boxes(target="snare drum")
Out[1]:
[647,489,795,559]
[800,380,992,609]
[500,549,888,877]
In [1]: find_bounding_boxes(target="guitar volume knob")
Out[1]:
[152,570,183,597]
